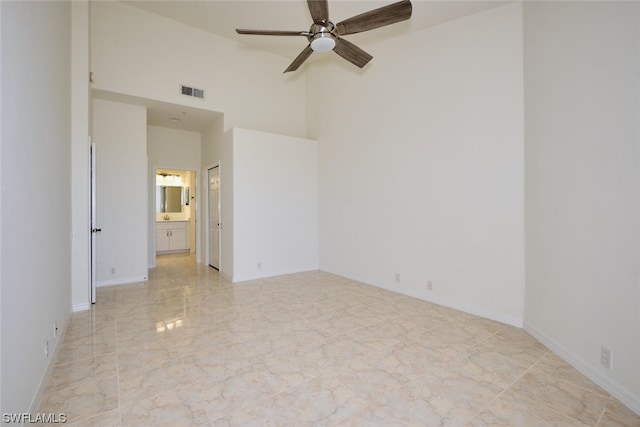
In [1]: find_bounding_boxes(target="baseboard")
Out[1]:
[96,275,147,287]
[29,315,70,416]
[524,321,640,416]
[156,249,190,255]
[72,302,90,312]
[415,289,523,327]
[321,267,523,328]
[231,266,319,283]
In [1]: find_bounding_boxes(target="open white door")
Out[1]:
[90,143,100,303]
[208,166,220,269]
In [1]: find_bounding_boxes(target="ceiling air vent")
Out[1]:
[180,84,205,100]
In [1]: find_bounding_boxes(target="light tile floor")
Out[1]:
[39,254,640,426]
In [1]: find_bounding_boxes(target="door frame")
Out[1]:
[205,162,221,270]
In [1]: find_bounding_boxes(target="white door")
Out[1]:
[90,143,100,303]
[208,166,220,269]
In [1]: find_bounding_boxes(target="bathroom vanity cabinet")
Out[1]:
[156,221,188,253]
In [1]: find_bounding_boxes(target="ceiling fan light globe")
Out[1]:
[310,35,335,52]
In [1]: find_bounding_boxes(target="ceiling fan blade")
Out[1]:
[332,38,373,68]
[336,0,412,36]
[307,0,329,23]
[236,29,309,36]
[284,45,314,73]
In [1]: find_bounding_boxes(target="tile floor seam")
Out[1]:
[462,348,550,426]
[115,317,123,426]
[594,395,613,426]
[529,352,615,421]
[465,386,509,426]
[507,376,608,427]
[558,407,599,427]
[534,354,614,400]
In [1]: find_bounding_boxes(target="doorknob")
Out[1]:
[91,228,102,233]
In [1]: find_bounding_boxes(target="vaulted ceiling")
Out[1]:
[116,1,510,131]
[124,1,510,59]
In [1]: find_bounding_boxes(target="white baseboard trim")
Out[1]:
[417,289,523,328]
[72,302,91,312]
[96,275,148,287]
[524,321,640,416]
[321,267,523,328]
[231,266,319,284]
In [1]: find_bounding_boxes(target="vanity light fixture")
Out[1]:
[156,173,183,186]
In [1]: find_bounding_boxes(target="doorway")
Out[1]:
[154,168,197,256]
[208,165,220,269]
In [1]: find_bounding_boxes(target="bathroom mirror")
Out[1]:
[157,186,183,213]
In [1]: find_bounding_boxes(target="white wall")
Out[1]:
[148,126,201,171]
[90,0,307,138]
[523,1,640,412]
[147,125,202,265]
[71,0,91,311]
[219,129,235,279]
[1,0,72,414]
[1,1,4,412]
[310,3,525,325]
[230,129,318,281]
[202,116,225,170]
[93,98,148,285]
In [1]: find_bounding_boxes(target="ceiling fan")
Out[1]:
[236,0,412,73]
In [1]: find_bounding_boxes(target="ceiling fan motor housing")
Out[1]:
[308,22,336,52]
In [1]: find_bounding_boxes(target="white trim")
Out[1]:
[73,302,91,312]
[204,162,221,271]
[231,266,319,284]
[156,249,190,256]
[524,321,640,416]
[194,168,201,263]
[96,275,148,287]
[321,267,523,328]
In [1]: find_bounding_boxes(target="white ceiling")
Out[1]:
[124,0,511,58]
[111,0,510,132]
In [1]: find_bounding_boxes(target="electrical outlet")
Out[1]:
[257,262,262,270]
[601,346,612,370]
[110,268,116,275]
[395,273,400,283]
[44,341,49,358]
[427,280,433,291]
